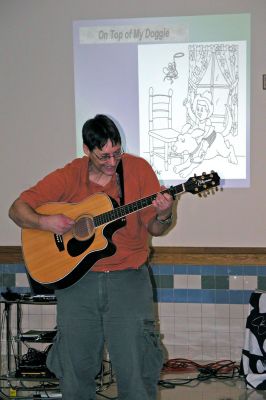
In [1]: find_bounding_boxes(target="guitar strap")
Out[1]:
[116,160,125,206]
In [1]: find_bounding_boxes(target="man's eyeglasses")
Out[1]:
[92,148,124,162]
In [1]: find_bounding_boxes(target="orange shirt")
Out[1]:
[20,154,161,271]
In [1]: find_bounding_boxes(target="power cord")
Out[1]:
[18,347,48,367]
[158,358,241,389]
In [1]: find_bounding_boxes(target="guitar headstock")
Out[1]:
[184,171,220,196]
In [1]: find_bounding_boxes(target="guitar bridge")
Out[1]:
[54,234,65,252]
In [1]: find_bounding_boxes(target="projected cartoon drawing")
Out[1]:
[172,91,238,178]
[139,41,245,181]
[163,52,184,84]
[148,87,182,172]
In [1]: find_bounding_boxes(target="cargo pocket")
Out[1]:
[46,330,64,379]
[142,319,164,381]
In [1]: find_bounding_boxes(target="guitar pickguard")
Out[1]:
[67,234,95,257]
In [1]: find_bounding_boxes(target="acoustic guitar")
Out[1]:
[22,171,220,289]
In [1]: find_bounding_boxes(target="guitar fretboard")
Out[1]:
[93,183,185,227]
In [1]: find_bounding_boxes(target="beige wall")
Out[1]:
[1,0,266,247]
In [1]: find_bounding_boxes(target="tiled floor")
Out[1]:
[1,374,265,399]
[95,372,266,400]
[1,361,266,399]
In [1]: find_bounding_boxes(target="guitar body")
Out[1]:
[22,193,125,289]
[21,172,220,290]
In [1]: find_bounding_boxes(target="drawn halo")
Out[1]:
[174,52,185,59]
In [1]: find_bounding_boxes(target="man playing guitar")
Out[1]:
[9,114,174,400]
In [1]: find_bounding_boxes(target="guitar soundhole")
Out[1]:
[72,214,95,241]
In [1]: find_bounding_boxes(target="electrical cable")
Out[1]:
[158,358,241,389]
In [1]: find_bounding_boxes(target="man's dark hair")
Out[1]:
[82,114,121,150]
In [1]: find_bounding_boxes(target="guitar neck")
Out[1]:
[93,183,185,227]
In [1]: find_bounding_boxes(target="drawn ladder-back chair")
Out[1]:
[148,87,183,171]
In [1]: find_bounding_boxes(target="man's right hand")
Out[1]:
[38,214,74,235]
